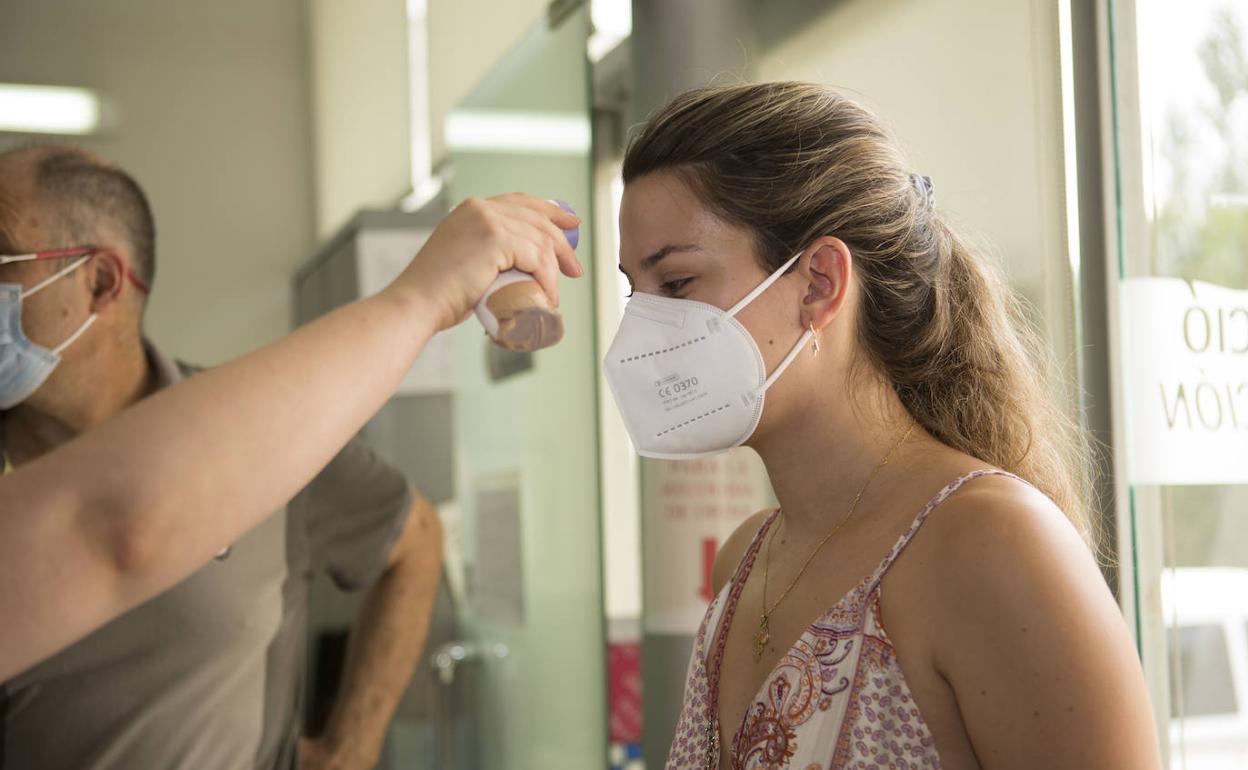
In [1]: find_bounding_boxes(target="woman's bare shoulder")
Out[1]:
[903,473,1160,765]
[922,472,1087,564]
[906,471,1120,668]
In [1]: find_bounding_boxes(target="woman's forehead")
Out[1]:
[619,175,734,269]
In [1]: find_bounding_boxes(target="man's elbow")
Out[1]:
[388,492,443,575]
[411,495,443,565]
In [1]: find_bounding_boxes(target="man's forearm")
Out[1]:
[320,507,443,766]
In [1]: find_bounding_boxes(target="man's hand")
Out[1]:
[297,735,377,770]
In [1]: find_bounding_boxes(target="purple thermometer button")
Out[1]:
[553,199,579,250]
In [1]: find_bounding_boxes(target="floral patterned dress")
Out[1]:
[667,470,1021,770]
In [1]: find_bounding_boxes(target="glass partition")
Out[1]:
[440,5,607,769]
[1107,1,1248,767]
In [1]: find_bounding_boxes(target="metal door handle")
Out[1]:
[430,640,510,685]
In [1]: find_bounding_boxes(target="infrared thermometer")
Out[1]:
[473,200,579,352]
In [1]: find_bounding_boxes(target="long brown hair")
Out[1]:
[623,82,1093,544]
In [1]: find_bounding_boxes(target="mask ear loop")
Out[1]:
[758,326,814,393]
[22,256,93,298]
[726,250,815,396]
[726,251,803,317]
[51,313,98,355]
[15,255,100,355]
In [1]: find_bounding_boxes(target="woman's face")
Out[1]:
[617,171,816,444]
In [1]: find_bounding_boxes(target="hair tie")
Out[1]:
[911,173,936,210]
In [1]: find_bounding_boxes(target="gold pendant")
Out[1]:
[753,614,770,662]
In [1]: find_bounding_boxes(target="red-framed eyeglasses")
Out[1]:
[0,246,150,294]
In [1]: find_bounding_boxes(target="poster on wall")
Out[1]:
[472,474,526,625]
[1122,277,1248,485]
[642,448,775,635]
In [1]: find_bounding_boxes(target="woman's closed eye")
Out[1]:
[621,276,695,299]
[659,277,693,297]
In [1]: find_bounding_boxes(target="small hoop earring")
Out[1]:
[809,323,820,355]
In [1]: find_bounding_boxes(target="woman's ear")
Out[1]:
[798,236,852,332]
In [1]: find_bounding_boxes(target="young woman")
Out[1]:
[606,83,1161,769]
[0,194,580,681]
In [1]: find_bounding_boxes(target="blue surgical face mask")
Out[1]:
[0,256,97,409]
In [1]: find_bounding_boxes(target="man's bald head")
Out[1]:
[0,144,156,298]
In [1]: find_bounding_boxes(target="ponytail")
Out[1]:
[882,217,1091,543]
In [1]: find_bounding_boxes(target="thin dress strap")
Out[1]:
[723,509,780,590]
[707,509,779,659]
[700,509,780,758]
[867,468,1029,589]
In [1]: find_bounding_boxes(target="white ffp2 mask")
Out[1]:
[603,252,812,459]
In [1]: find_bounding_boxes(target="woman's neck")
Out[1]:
[751,373,919,540]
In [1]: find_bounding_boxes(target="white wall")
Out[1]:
[306,0,413,238]
[0,0,315,365]
[758,0,1077,366]
[304,0,551,233]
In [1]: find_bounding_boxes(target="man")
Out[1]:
[0,144,443,770]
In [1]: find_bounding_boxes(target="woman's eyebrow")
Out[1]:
[640,243,701,271]
[619,243,702,284]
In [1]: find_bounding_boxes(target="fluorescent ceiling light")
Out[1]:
[589,0,633,62]
[588,30,627,63]
[592,0,631,38]
[445,110,590,155]
[0,83,101,135]
[589,0,631,63]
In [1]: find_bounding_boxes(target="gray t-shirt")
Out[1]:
[0,343,412,769]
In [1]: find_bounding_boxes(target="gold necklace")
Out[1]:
[753,423,916,663]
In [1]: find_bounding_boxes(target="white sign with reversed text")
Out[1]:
[642,449,775,635]
[1122,277,1248,485]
